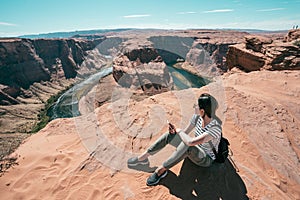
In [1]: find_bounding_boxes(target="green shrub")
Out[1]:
[31,84,74,133]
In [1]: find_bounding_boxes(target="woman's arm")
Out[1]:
[182,122,194,134]
[178,129,213,146]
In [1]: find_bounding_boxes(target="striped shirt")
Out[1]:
[190,114,222,160]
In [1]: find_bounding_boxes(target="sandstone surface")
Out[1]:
[0,70,299,199]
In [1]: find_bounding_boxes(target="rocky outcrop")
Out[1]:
[227,30,300,71]
[226,43,266,72]
[245,35,273,53]
[113,46,173,95]
[0,39,51,90]
[0,85,21,105]
[184,30,248,75]
[284,29,300,42]
[268,43,300,70]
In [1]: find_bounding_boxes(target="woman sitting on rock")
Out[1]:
[127,93,222,186]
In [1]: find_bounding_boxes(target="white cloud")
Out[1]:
[257,8,285,12]
[177,11,197,15]
[0,22,17,26]
[123,14,151,18]
[203,9,234,13]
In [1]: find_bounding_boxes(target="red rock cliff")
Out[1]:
[227,29,300,71]
[0,37,104,105]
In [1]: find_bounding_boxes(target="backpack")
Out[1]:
[209,137,230,163]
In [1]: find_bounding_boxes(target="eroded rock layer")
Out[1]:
[227,29,300,71]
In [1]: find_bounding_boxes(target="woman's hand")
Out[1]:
[168,122,177,134]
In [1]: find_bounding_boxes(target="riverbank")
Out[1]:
[47,66,113,120]
[30,83,75,133]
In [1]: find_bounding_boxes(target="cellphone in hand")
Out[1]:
[167,120,173,127]
[167,120,176,131]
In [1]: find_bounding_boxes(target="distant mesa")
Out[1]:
[18,28,133,39]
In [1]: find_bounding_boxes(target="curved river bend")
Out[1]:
[47,67,113,120]
[47,65,209,120]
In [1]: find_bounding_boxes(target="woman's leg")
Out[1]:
[162,141,190,169]
[146,136,190,185]
[162,145,213,170]
[141,132,213,168]
[187,146,213,167]
[148,133,199,169]
[137,132,181,161]
[147,132,181,155]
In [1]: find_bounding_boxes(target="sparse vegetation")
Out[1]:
[31,84,74,133]
[0,84,75,175]
[0,157,18,176]
[0,133,28,176]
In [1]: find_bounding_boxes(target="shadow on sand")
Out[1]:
[129,158,249,200]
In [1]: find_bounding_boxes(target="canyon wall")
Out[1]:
[148,31,248,76]
[113,46,173,95]
[0,37,105,105]
[112,30,248,95]
[0,37,107,134]
[227,29,300,71]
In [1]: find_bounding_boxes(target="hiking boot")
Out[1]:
[127,157,149,166]
[146,171,168,186]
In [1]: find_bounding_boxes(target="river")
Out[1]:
[47,67,113,120]
[47,65,209,120]
[167,65,209,90]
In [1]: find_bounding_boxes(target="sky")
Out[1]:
[1,0,300,37]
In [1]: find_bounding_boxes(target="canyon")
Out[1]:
[0,30,248,135]
[0,29,299,199]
